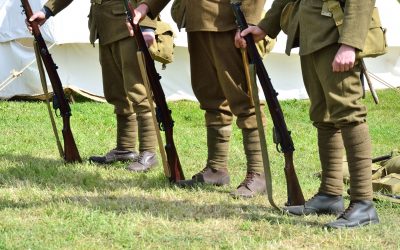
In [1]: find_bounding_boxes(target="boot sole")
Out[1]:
[324,218,380,229]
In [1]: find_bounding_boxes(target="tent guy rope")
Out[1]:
[0,42,56,93]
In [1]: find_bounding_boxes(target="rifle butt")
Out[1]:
[165,143,185,182]
[285,176,306,206]
[284,154,305,206]
[62,127,82,163]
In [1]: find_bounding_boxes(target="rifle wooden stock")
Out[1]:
[231,2,305,206]
[124,1,184,182]
[21,0,81,163]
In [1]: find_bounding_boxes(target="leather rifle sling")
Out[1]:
[241,49,281,211]
[34,40,64,158]
[137,51,170,178]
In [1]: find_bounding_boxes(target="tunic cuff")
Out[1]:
[41,6,54,19]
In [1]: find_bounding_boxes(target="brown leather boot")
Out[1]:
[176,166,230,187]
[230,172,266,198]
[230,129,266,198]
[176,126,232,188]
[126,151,158,172]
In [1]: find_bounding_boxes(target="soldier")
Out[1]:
[27,0,158,172]
[239,0,379,228]
[132,0,268,198]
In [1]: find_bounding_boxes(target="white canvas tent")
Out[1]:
[1,0,399,101]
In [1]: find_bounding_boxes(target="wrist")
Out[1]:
[41,6,54,19]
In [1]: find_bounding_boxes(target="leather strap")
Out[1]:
[241,49,281,211]
[33,40,64,158]
[136,51,170,178]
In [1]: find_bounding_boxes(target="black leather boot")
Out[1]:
[284,193,344,216]
[324,200,379,229]
[89,148,139,164]
[176,167,230,187]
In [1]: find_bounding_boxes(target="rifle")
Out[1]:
[360,59,379,104]
[231,1,305,206]
[123,0,185,182]
[372,154,393,163]
[21,0,81,163]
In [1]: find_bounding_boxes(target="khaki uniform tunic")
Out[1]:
[258,0,375,126]
[45,0,157,115]
[144,0,266,129]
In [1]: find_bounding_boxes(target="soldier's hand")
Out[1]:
[234,29,244,48]
[126,4,149,36]
[25,11,46,33]
[236,26,267,48]
[332,44,356,72]
[126,20,134,36]
[133,4,149,24]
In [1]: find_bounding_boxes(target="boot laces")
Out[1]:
[137,151,151,163]
[137,153,144,162]
[239,172,257,187]
[338,201,356,218]
[105,148,119,160]
[309,193,321,202]
[194,166,210,177]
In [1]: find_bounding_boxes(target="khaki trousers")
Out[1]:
[300,43,367,127]
[301,43,373,200]
[187,31,265,129]
[99,36,151,115]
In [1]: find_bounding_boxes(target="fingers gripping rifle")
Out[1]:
[21,0,81,163]
[231,2,305,206]
[123,0,184,182]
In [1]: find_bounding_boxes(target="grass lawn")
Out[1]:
[0,88,399,249]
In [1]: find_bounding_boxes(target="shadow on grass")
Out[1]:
[0,153,253,195]
[0,153,172,192]
[0,153,273,195]
[0,153,326,227]
[0,188,324,228]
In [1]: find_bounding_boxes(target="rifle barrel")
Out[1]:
[372,154,392,163]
